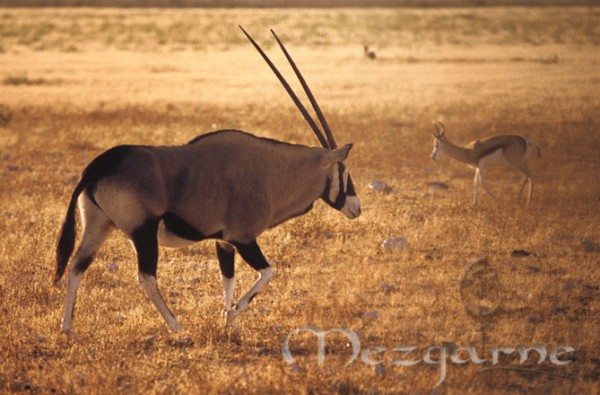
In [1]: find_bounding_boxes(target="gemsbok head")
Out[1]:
[431,122,540,206]
[54,27,360,335]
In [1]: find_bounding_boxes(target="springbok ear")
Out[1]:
[321,143,353,167]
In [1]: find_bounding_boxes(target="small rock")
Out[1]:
[526,265,541,273]
[258,306,270,314]
[167,335,194,349]
[583,239,600,252]
[255,346,266,355]
[381,237,408,252]
[511,249,531,257]
[374,364,386,377]
[468,255,488,265]
[366,333,378,341]
[527,315,543,324]
[379,283,397,294]
[106,263,119,272]
[288,363,306,374]
[362,310,379,320]
[427,181,449,192]
[442,341,458,353]
[369,180,391,193]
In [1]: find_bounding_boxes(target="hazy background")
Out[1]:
[1,0,598,8]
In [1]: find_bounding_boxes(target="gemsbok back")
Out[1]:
[430,122,540,206]
[54,27,361,335]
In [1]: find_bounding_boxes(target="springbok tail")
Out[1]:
[527,139,542,159]
[533,140,541,159]
[54,177,87,285]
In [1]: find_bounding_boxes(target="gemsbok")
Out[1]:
[430,122,540,206]
[54,27,361,335]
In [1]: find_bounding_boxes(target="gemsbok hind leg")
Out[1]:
[216,241,236,328]
[132,219,184,332]
[61,197,113,334]
[225,240,273,329]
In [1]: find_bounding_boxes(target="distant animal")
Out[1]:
[54,27,361,335]
[364,45,376,60]
[430,122,540,206]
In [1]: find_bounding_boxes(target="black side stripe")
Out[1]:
[480,145,503,158]
[161,212,223,242]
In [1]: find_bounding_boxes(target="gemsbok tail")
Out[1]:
[54,173,89,285]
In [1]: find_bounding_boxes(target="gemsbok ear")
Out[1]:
[321,143,353,167]
[338,143,353,160]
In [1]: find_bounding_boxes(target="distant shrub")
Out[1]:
[0,104,12,126]
[2,73,51,86]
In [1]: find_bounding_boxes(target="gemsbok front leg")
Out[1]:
[132,219,184,333]
[224,240,273,329]
[216,241,236,327]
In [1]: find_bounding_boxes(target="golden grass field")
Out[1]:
[0,7,599,394]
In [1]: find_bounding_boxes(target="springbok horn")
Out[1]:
[435,122,445,136]
[239,26,329,149]
[270,29,337,149]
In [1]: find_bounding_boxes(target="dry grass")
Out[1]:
[0,7,599,394]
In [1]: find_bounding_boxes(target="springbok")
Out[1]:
[54,27,361,335]
[430,122,540,206]
[364,45,376,60]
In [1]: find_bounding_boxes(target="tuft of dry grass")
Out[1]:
[0,7,599,394]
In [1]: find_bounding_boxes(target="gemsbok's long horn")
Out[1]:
[270,29,337,149]
[239,25,330,149]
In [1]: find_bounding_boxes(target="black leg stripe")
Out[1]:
[233,241,270,271]
[72,255,94,274]
[216,242,235,279]
[131,218,160,276]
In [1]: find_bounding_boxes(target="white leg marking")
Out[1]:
[478,167,497,202]
[526,177,533,207]
[138,272,184,332]
[61,270,84,334]
[226,267,273,329]
[473,168,481,204]
[222,275,235,313]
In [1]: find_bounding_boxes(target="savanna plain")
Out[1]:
[0,7,599,394]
